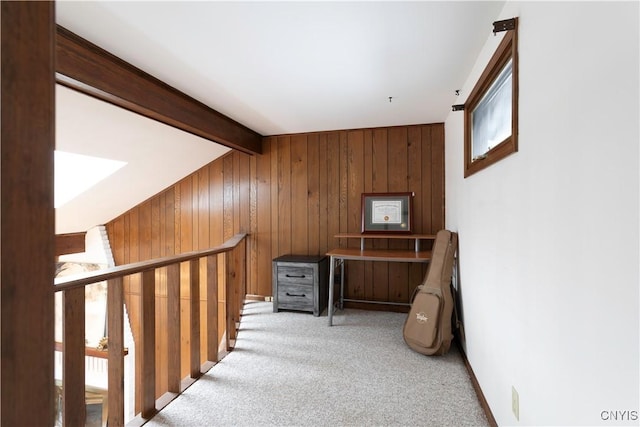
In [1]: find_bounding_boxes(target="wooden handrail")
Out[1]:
[54,341,129,358]
[54,233,248,426]
[54,233,246,291]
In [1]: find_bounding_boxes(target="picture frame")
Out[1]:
[361,192,414,234]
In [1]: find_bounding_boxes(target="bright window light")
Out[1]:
[55,151,127,208]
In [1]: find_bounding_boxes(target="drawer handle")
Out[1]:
[285,274,306,279]
[286,292,306,298]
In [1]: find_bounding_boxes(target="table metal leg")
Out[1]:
[328,255,335,326]
[339,258,345,310]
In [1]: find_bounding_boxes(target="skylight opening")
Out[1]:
[55,151,127,208]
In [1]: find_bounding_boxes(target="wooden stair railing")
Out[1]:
[54,233,247,426]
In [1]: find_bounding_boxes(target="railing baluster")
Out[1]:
[237,239,247,322]
[166,264,181,393]
[225,250,236,350]
[140,269,156,419]
[189,259,201,378]
[107,277,125,426]
[206,255,218,363]
[63,286,86,426]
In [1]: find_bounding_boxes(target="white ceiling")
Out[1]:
[54,1,505,234]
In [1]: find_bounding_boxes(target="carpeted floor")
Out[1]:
[146,301,488,427]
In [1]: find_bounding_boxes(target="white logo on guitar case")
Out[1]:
[416,312,428,323]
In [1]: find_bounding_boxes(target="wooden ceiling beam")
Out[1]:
[55,232,86,256]
[56,25,262,155]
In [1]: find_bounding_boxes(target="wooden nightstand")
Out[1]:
[272,255,328,316]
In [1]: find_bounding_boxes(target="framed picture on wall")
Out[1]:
[361,192,414,234]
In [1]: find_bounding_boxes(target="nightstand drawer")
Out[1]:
[277,283,314,309]
[277,266,314,285]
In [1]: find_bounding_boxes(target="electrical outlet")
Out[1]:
[512,386,520,421]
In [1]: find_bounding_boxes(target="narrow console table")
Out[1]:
[327,233,435,326]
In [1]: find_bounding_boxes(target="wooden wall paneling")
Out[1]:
[421,125,434,234]
[173,183,182,254]
[164,187,176,257]
[408,126,423,232]
[179,177,193,379]
[307,133,321,256]
[126,207,144,410]
[140,200,154,388]
[255,139,272,297]
[141,199,160,395]
[249,153,258,296]
[387,127,410,303]
[431,124,445,231]
[326,133,341,249]
[1,3,55,423]
[346,130,365,299]
[290,134,309,255]
[123,212,132,295]
[208,160,226,345]
[152,194,168,396]
[325,132,342,307]
[232,153,240,235]
[191,172,200,252]
[371,128,390,302]
[158,193,166,258]
[222,155,235,346]
[152,195,164,296]
[198,167,211,250]
[162,189,176,394]
[237,153,250,307]
[209,160,224,246]
[238,152,251,235]
[197,167,210,363]
[223,154,234,240]
[338,131,349,237]
[129,207,142,302]
[110,217,125,266]
[269,137,280,266]
[317,133,329,256]
[277,136,292,256]
[156,191,167,389]
[362,130,375,299]
[407,126,427,292]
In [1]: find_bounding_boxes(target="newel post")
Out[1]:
[107,277,125,426]
[1,2,56,425]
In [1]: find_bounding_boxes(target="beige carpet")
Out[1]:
[146,300,488,427]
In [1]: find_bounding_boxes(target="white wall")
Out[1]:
[445,2,639,426]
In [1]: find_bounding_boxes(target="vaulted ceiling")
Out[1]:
[54,1,505,234]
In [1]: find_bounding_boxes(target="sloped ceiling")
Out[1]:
[54,1,505,234]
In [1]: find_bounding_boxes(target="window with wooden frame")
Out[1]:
[464,18,518,178]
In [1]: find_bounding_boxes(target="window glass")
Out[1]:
[463,18,518,178]
[471,59,513,160]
